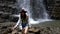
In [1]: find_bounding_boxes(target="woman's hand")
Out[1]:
[12,27,15,31]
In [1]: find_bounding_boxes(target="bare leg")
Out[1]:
[24,26,28,34]
[22,28,25,34]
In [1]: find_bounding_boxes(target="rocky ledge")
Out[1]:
[0,21,60,34]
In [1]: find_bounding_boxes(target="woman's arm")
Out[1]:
[13,19,20,29]
[13,14,21,29]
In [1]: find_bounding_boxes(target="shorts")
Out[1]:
[21,23,29,28]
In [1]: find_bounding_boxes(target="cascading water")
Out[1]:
[40,0,48,19]
[12,0,52,29]
[13,0,52,24]
[38,0,51,20]
[16,0,40,24]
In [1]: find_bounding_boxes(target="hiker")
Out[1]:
[12,9,29,34]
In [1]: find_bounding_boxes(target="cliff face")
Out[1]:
[0,0,18,22]
[44,0,60,19]
[0,0,17,14]
[52,0,60,19]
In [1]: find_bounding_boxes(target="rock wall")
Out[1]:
[44,0,60,19]
[0,0,18,22]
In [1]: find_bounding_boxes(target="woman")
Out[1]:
[12,9,29,34]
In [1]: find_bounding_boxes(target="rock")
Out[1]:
[11,30,18,34]
[2,28,12,34]
[29,27,41,34]
[1,26,7,29]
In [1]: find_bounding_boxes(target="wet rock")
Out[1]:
[12,30,18,34]
[1,26,7,29]
[34,30,40,34]
[2,28,12,34]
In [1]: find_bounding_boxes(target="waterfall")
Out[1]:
[12,0,52,25]
[39,0,49,19]
[11,0,52,29]
[17,0,40,24]
[38,0,48,19]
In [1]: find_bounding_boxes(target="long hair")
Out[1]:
[21,13,27,19]
[20,9,27,19]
